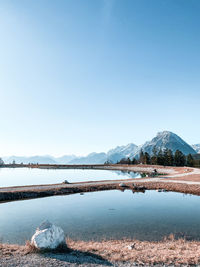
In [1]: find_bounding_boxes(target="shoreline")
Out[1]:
[2,180,200,204]
[1,237,200,266]
[1,165,200,266]
[1,164,200,202]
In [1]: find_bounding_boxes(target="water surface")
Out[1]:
[0,190,200,244]
[0,168,140,187]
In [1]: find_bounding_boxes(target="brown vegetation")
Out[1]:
[67,237,200,265]
[2,179,200,204]
[2,236,200,265]
[135,181,200,196]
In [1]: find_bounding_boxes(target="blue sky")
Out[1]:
[0,0,200,156]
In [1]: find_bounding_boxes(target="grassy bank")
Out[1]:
[1,236,200,266]
[2,179,200,204]
[68,237,200,265]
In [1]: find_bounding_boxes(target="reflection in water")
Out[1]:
[0,190,200,245]
[0,168,141,187]
[114,170,141,178]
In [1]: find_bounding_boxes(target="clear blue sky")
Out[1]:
[0,0,200,156]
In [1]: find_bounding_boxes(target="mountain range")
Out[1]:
[2,131,199,164]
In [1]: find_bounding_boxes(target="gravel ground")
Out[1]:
[0,252,143,267]
[1,238,198,267]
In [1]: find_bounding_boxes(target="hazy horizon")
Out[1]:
[1,130,198,158]
[1,0,200,156]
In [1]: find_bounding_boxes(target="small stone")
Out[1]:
[119,183,126,187]
[127,243,135,250]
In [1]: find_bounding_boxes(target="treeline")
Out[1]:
[0,158,4,166]
[116,147,198,167]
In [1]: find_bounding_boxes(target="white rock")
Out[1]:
[31,221,65,250]
[127,243,135,250]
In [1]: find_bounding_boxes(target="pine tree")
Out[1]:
[144,152,151,164]
[0,158,4,166]
[163,148,169,166]
[119,158,128,164]
[151,146,158,165]
[127,157,131,165]
[186,154,194,167]
[132,158,138,165]
[157,149,164,165]
[174,150,186,166]
[139,150,144,164]
[163,148,174,166]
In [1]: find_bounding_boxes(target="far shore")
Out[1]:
[1,164,200,203]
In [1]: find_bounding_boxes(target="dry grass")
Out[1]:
[0,243,27,259]
[139,181,200,196]
[0,241,69,258]
[25,240,69,254]
[168,174,200,182]
[67,236,200,265]
[2,236,200,265]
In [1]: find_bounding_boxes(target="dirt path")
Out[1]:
[0,165,200,193]
[1,165,200,202]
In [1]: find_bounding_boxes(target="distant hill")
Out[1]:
[3,156,57,164]
[55,155,77,164]
[192,144,200,154]
[3,155,77,164]
[133,131,196,158]
[69,152,107,164]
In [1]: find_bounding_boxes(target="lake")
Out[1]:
[0,168,141,187]
[1,189,200,245]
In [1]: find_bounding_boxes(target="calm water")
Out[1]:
[1,190,200,244]
[0,168,140,187]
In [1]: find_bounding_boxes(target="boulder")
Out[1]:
[31,221,65,250]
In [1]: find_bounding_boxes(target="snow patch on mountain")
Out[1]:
[107,143,138,162]
[133,131,196,158]
[192,144,200,154]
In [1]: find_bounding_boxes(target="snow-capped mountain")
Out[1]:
[107,143,138,162]
[192,144,200,154]
[133,131,196,158]
[69,144,138,164]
